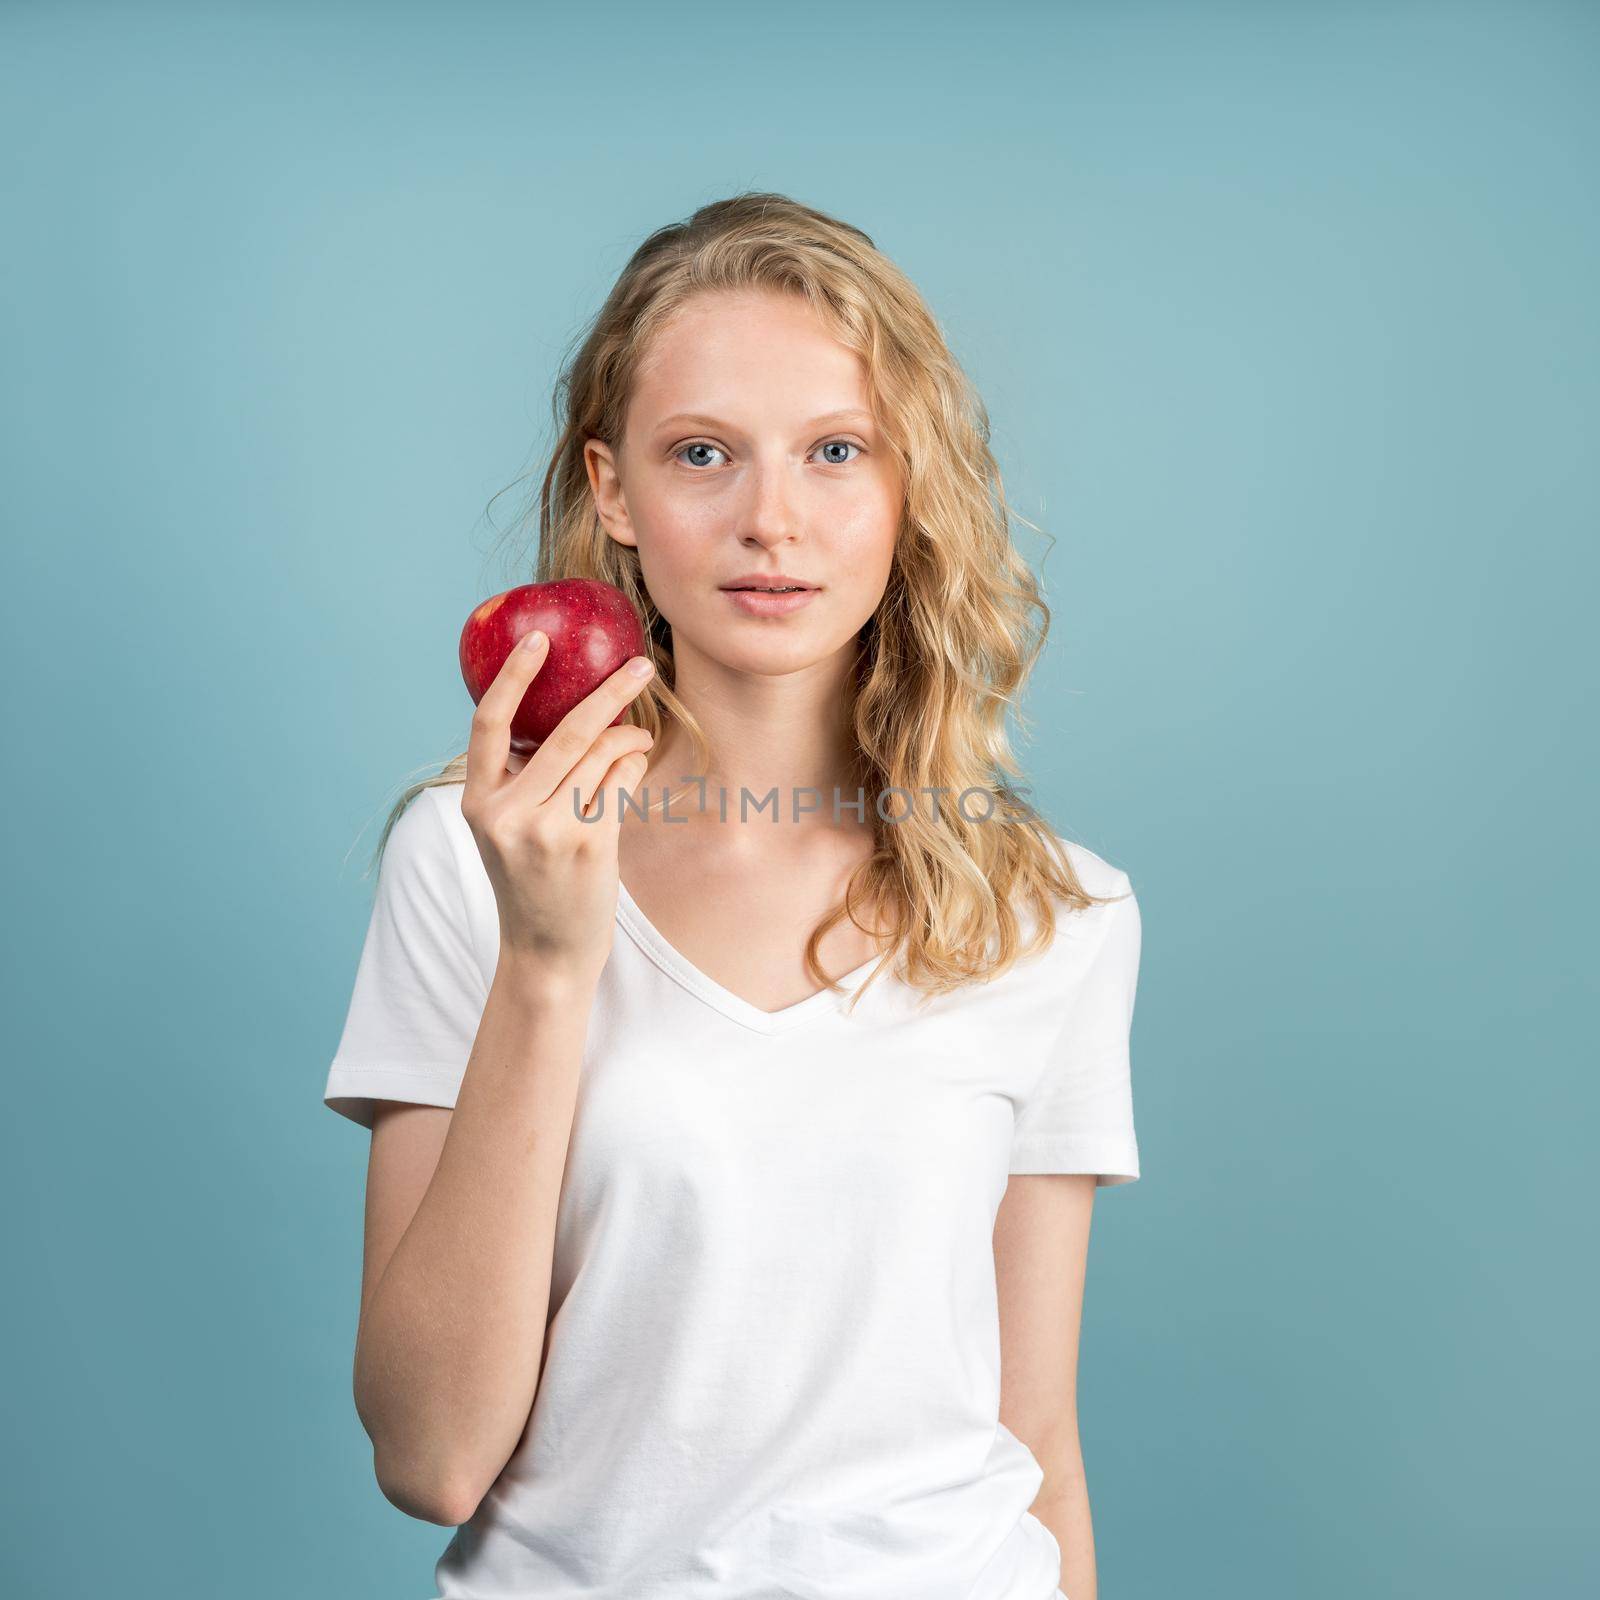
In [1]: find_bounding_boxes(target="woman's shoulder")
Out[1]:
[416,780,478,876]
[385,779,469,861]
[1015,832,1137,959]
[379,780,482,913]
[424,777,468,825]
[391,779,499,978]
[998,833,1139,996]
[1044,831,1134,901]
[966,831,1134,982]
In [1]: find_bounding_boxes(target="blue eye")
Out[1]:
[676,441,729,469]
[674,438,863,469]
[814,439,862,465]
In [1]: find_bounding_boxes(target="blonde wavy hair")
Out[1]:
[365,191,1125,1004]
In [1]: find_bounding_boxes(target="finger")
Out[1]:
[519,653,656,804]
[464,629,549,796]
[581,748,654,827]
[532,724,655,823]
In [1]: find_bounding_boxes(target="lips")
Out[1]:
[721,584,820,617]
[718,574,818,592]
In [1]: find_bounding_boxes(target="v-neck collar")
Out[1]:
[613,879,887,1036]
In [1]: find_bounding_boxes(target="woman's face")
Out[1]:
[585,288,903,678]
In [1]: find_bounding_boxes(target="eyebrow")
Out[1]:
[652,408,876,434]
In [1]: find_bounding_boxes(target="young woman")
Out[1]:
[325,192,1142,1600]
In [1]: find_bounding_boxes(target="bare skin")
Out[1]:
[583,286,904,1007]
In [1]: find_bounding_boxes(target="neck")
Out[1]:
[646,634,866,831]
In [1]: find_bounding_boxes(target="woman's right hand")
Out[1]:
[460,629,657,985]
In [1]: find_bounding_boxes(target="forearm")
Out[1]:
[354,956,593,1521]
[1035,1459,1096,1600]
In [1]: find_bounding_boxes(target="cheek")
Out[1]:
[632,477,700,536]
[627,494,724,601]
[828,479,901,567]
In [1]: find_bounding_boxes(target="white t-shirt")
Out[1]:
[325,782,1141,1600]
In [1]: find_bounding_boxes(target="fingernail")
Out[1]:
[521,630,546,652]
[629,656,654,677]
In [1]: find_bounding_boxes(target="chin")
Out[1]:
[722,638,832,675]
[689,621,854,678]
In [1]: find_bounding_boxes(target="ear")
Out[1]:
[584,438,638,550]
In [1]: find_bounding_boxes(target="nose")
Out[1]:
[740,460,799,551]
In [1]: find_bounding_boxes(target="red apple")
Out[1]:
[459,579,649,755]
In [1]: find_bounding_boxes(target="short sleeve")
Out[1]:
[323,786,490,1130]
[1008,883,1143,1185]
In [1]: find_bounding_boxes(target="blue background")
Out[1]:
[3,2,1594,1596]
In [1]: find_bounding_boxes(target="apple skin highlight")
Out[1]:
[459,579,649,754]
